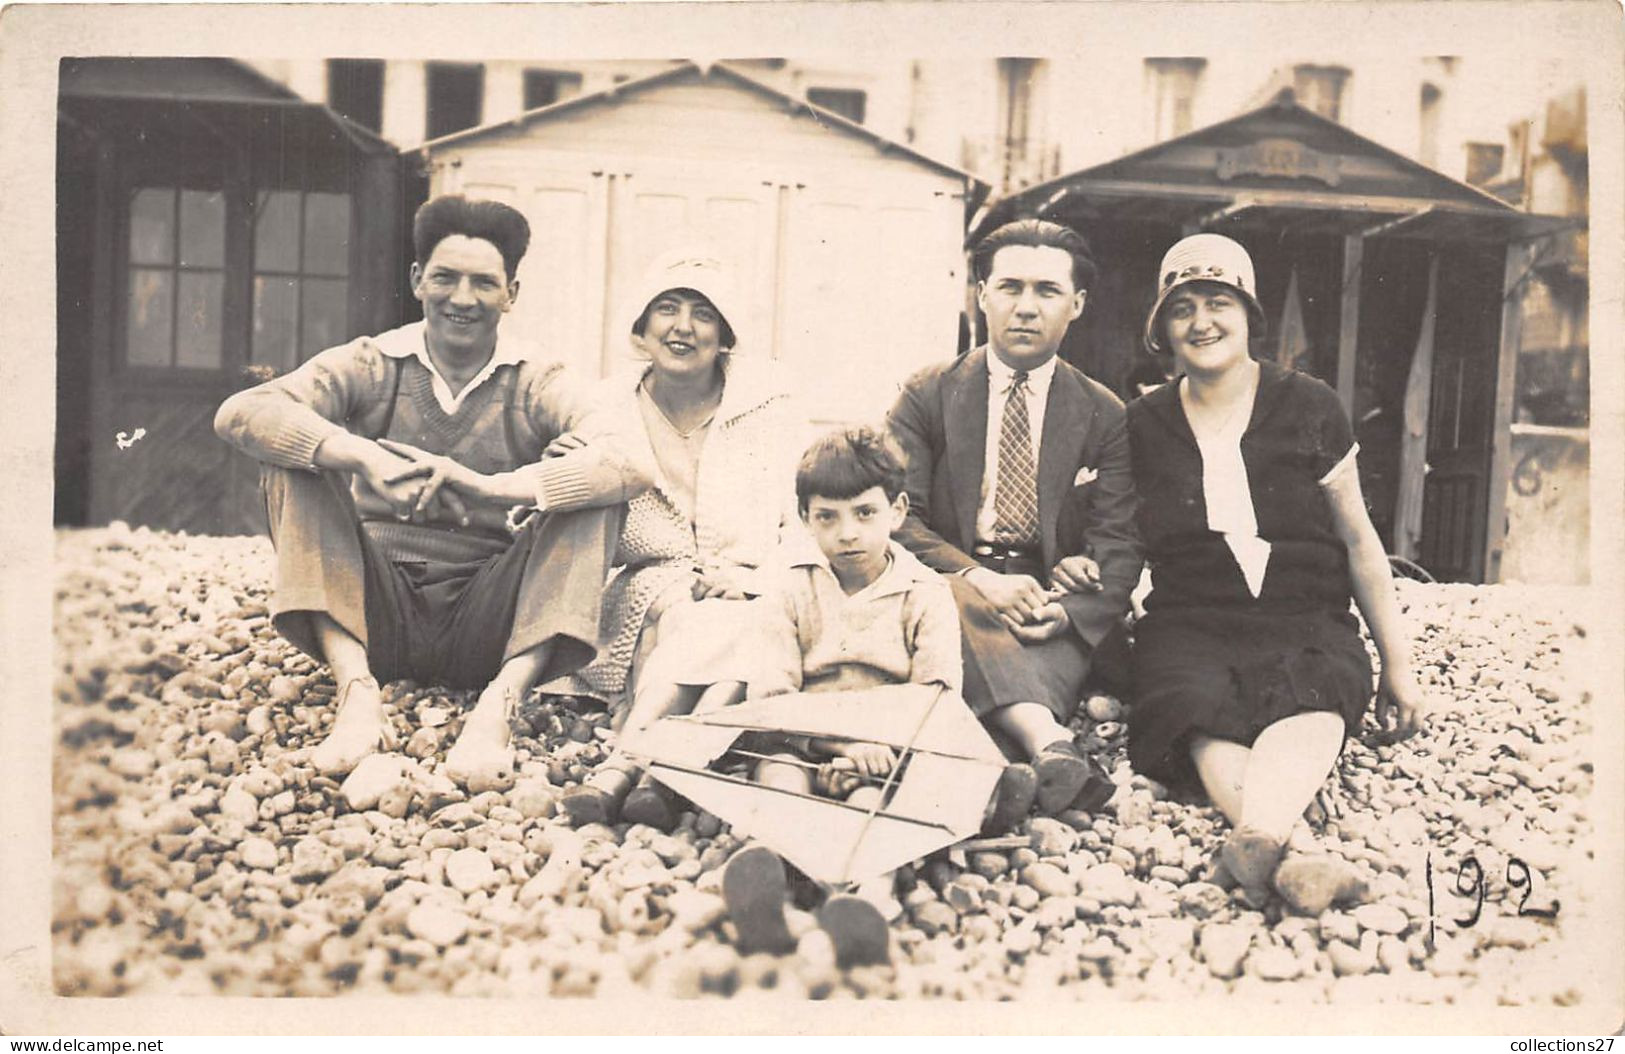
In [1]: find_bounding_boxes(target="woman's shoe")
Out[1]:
[1272,854,1369,916]
[722,845,797,956]
[1221,825,1286,898]
[622,773,683,832]
[560,768,634,826]
[1033,739,1098,814]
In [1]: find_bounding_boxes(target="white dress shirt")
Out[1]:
[374,321,529,414]
[975,351,1056,543]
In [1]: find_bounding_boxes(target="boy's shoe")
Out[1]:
[622,773,682,832]
[817,894,892,969]
[1033,739,1106,814]
[981,763,1038,834]
[722,845,798,956]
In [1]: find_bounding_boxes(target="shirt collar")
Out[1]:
[986,348,1058,394]
[789,539,937,599]
[372,319,526,381]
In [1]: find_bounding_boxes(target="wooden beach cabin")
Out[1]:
[973,91,1571,584]
[56,58,413,534]
[418,60,990,429]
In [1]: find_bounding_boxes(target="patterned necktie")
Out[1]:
[992,370,1040,547]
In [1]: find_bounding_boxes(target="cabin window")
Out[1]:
[523,69,582,111]
[252,190,353,372]
[125,186,226,369]
[807,87,866,124]
[1419,82,1442,169]
[1293,64,1350,123]
[1465,142,1506,186]
[327,59,385,133]
[121,182,352,374]
[426,62,484,140]
[1145,58,1206,141]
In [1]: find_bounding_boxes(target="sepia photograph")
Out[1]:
[4,0,1622,1036]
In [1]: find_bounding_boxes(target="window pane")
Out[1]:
[175,271,224,368]
[178,190,225,268]
[300,278,348,360]
[303,193,351,276]
[327,58,385,132]
[255,190,301,272]
[129,188,175,265]
[126,268,174,366]
[426,62,484,139]
[807,88,866,124]
[253,275,300,372]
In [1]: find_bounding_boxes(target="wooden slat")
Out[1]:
[1393,255,1439,562]
[1336,235,1363,416]
[1482,243,1532,583]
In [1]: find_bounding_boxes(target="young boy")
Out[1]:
[720,427,1034,967]
[746,425,962,799]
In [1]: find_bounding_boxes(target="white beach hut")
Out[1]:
[419,60,988,426]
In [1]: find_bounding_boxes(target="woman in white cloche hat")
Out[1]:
[1124,233,1429,904]
[558,247,807,828]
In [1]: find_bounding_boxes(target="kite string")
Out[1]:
[835,685,949,888]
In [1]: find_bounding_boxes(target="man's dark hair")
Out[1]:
[796,426,908,514]
[631,288,737,350]
[413,195,531,281]
[972,218,1097,293]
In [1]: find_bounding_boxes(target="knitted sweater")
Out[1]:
[215,322,651,560]
[748,540,963,699]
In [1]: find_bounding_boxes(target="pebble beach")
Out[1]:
[50,525,1604,1003]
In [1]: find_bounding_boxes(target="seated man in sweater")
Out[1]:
[215,195,650,789]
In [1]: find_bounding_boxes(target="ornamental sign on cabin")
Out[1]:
[1215,137,1343,186]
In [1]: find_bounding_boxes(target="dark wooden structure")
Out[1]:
[56,58,414,535]
[973,92,1570,583]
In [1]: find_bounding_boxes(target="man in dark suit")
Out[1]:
[888,219,1141,823]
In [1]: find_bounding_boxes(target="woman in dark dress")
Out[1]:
[1125,234,1428,900]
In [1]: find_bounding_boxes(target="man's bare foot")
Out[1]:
[310,676,392,777]
[443,684,518,792]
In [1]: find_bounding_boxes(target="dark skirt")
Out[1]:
[1127,604,1373,788]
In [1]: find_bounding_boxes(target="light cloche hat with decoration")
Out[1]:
[626,246,743,350]
[1143,233,1266,354]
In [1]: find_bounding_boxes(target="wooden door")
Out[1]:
[1416,247,1504,582]
[778,175,967,429]
[446,164,612,381]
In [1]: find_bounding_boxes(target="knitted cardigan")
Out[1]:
[556,353,807,700]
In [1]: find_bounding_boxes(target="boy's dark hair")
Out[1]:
[972,218,1097,293]
[631,288,738,350]
[796,426,908,514]
[413,195,531,281]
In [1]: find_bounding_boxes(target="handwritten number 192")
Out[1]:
[1426,852,1558,945]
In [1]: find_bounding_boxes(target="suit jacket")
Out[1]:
[886,346,1142,650]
